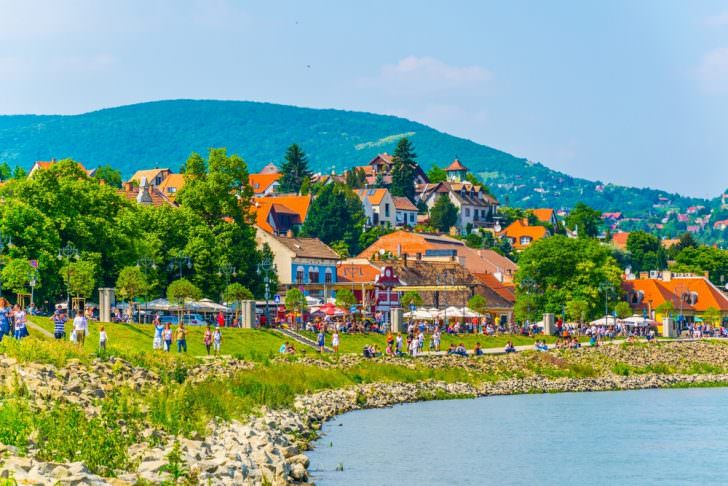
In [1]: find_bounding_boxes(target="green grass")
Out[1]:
[28,316,286,363]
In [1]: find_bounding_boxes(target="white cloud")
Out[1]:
[360,56,493,96]
[697,47,728,93]
[704,10,728,27]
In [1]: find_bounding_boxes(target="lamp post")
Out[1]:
[28,270,38,309]
[598,281,614,325]
[257,257,275,327]
[217,263,237,305]
[520,277,537,328]
[137,256,157,323]
[168,253,192,279]
[0,231,11,297]
[57,241,79,312]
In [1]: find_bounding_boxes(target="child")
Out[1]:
[99,325,107,351]
[213,326,222,355]
[331,330,340,353]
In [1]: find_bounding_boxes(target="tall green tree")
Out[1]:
[670,245,728,283]
[0,258,35,297]
[345,167,367,189]
[335,288,357,309]
[401,291,423,309]
[60,260,97,300]
[390,138,416,201]
[301,182,365,253]
[116,266,150,318]
[426,164,447,183]
[0,162,11,181]
[278,144,312,194]
[93,165,123,188]
[429,194,458,232]
[565,202,602,238]
[626,231,666,272]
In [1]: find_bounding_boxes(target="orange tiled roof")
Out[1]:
[157,174,186,201]
[623,276,728,313]
[356,188,389,206]
[254,195,312,233]
[392,196,417,211]
[502,220,548,249]
[472,272,516,303]
[661,238,680,249]
[117,185,176,207]
[532,208,554,223]
[611,232,630,250]
[444,158,468,172]
[337,261,382,283]
[249,173,282,194]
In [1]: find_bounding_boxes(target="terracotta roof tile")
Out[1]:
[272,235,340,260]
[249,173,282,194]
[157,174,186,201]
[445,159,468,171]
[392,196,417,211]
[532,208,554,223]
[502,220,548,249]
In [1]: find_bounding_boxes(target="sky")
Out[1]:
[1,0,728,197]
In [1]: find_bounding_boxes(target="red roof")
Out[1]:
[611,232,630,250]
[444,159,468,172]
[392,196,417,211]
[249,173,281,195]
[623,276,728,313]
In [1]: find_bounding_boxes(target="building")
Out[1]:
[354,153,429,187]
[356,188,395,227]
[118,178,176,207]
[357,230,517,282]
[253,195,312,236]
[157,173,186,202]
[255,229,340,297]
[713,219,728,231]
[611,232,630,250]
[259,163,279,175]
[501,219,548,250]
[128,168,172,187]
[622,271,728,327]
[28,159,96,178]
[444,159,468,182]
[532,208,558,229]
[393,196,418,227]
[249,173,282,197]
[417,181,499,232]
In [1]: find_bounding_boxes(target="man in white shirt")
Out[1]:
[73,311,88,346]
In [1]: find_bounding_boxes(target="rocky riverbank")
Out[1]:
[3,341,728,484]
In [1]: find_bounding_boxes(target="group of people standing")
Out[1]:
[0,298,28,341]
[150,316,222,355]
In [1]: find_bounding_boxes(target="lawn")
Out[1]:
[28,317,287,362]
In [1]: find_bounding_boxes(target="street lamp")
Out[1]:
[520,277,537,327]
[28,270,38,309]
[168,253,192,279]
[57,241,79,312]
[217,263,237,283]
[598,281,614,325]
[257,257,275,327]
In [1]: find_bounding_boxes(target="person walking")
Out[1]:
[317,330,325,353]
[0,299,11,340]
[13,305,27,340]
[216,311,225,328]
[52,305,67,340]
[176,323,187,353]
[203,325,213,355]
[73,310,88,346]
[99,325,107,352]
[163,323,173,352]
[213,326,222,356]
[153,316,164,350]
[332,330,340,353]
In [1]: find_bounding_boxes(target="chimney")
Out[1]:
[522,218,529,225]
[286,229,294,238]
[123,181,133,192]
[136,177,153,205]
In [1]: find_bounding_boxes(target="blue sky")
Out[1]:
[1,0,728,197]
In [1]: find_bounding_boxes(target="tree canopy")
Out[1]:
[390,138,417,201]
[626,231,666,272]
[278,144,312,194]
[301,182,365,253]
[565,202,602,238]
[429,194,458,232]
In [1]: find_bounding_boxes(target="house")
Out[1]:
[259,163,279,175]
[336,260,403,315]
[713,219,728,231]
[255,229,340,298]
[417,180,499,233]
[622,271,728,326]
[157,174,186,202]
[128,168,172,187]
[611,232,630,250]
[357,230,517,282]
[356,188,395,227]
[601,212,623,221]
[249,173,282,197]
[661,238,680,249]
[532,208,558,229]
[28,159,96,178]
[393,196,418,227]
[118,178,176,207]
[444,159,468,182]
[501,219,548,250]
[253,195,312,236]
[353,153,429,187]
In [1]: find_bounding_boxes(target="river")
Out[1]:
[308,387,728,485]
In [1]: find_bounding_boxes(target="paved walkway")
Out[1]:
[26,319,53,339]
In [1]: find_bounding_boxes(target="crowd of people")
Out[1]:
[0,298,29,341]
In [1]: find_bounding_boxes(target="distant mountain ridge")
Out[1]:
[0,99,715,216]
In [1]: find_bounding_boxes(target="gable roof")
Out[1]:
[623,276,728,313]
[532,208,555,223]
[253,195,312,233]
[392,196,417,211]
[356,188,390,206]
[249,173,282,195]
[337,260,383,283]
[502,220,548,249]
[157,173,186,201]
[611,232,630,250]
[129,168,170,185]
[444,158,468,172]
[271,234,340,260]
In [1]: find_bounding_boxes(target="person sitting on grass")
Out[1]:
[504,341,516,353]
[453,343,468,357]
[385,342,394,356]
[446,343,457,355]
[570,337,581,349]
[474,342,484,356]
[279,341,289,354]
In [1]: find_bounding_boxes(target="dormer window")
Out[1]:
[630,291,644,304]
[682,292,698,305]
[519,236,532,246]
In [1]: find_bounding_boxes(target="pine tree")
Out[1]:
[278,144,312,194]
[390,138,416,201]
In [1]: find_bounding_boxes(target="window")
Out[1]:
[519,236,532,246]
[309,268,320,283]
[409,213,415,223]
[325,269,333,284]
[464,207,470,217]
[296,267,304,284]
[167,187,177,194]
[384,203,390,218]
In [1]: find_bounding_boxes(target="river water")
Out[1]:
[308,388,728,485]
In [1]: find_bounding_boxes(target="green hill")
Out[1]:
[0,99,711,215]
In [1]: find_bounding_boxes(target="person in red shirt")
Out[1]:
[216,311,225,327]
